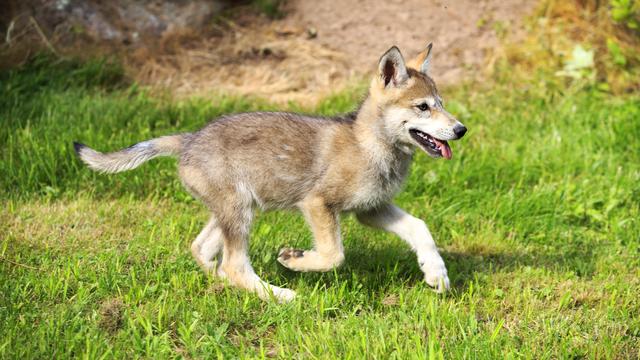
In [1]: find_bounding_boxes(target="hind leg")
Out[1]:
[213,192,296,302]
[219,232,296,302]
[191,217,224,275]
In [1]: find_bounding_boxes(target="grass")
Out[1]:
[1,55,639,359]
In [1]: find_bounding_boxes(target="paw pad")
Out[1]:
[278,248,305,261]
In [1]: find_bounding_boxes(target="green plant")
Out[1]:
[251,0,284,19]
[610,0,640,30]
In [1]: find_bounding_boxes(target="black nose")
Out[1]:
[453,125,467,139]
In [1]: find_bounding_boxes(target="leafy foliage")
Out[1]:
[497,0,640,93]
[610,0,640,30]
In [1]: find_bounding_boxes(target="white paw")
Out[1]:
[201,260,217,271]
[216,266,228,280]
[420,252,450,293]
[271,286,297,303]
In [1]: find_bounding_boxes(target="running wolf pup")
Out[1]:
[75,44,467,302]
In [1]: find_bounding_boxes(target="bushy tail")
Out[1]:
[74,134,188,173]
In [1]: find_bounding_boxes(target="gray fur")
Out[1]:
[180,111,376,211]
[74,135,186,173]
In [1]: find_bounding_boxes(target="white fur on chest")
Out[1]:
[345,175,405,211]
[344,153,412,211]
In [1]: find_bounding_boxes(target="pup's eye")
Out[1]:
[417,103,430,111]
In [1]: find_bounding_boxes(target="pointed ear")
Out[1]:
[378,46,409,87]
[407,43,433,74]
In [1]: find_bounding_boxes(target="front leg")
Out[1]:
[356,203,450,292]
[278,196,345,272]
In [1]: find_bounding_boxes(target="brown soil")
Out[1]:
[284,0,537,86]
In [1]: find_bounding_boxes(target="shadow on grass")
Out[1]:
[443,246,597,290]
[273,239,599,297]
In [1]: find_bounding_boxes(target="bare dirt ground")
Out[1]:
[142,0,536,104]
[284,0,536,86]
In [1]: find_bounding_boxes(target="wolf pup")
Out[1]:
[75,44,467,302]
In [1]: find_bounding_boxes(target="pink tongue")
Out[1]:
[433,139,452,160]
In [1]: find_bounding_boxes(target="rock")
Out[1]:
[8,0,229,45]
[306,26,317,39]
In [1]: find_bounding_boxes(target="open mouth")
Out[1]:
[409,129,452,159]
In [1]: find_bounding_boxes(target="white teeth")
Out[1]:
[413,130,440,151]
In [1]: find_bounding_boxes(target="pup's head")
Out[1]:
[370,44,467,159]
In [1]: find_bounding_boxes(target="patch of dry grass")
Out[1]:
[0,199,181,252]
[0,5,356,106]
[98,298,126,334]
[129,20,355,105]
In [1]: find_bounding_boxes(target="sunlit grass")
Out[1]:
[1,57,639,358]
